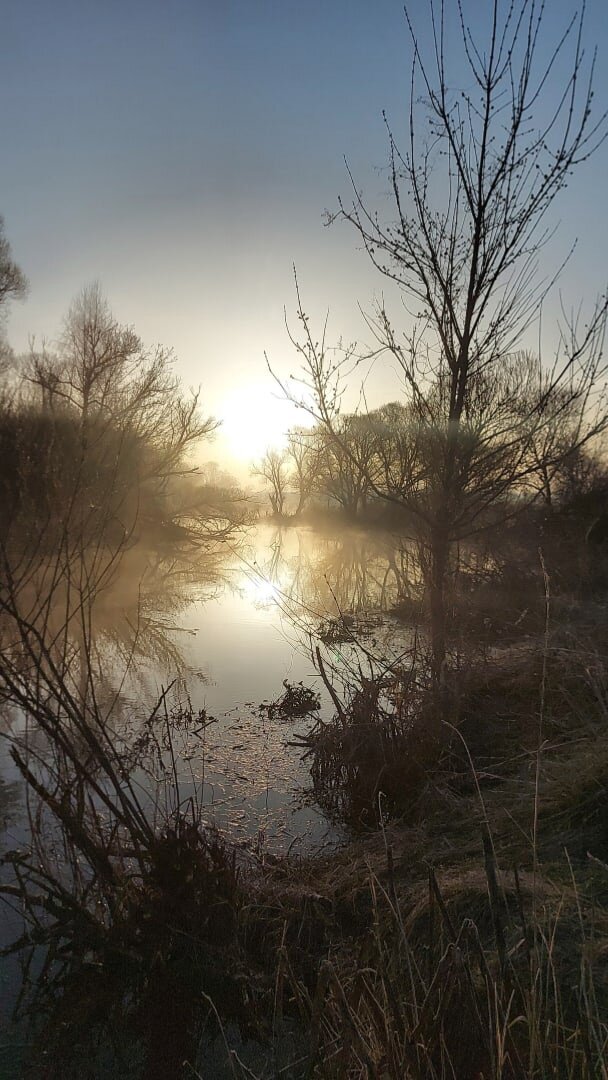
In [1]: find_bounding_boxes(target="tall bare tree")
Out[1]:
[278,0,608,690]
[26,284,214,480]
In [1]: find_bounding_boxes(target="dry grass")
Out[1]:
[251,617,608,1079]
[284,854,608,1079]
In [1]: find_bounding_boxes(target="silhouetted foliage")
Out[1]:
[0,215,26,311]
[276,0,608,693]
[0,283,251,554]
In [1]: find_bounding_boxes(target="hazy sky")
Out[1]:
[2,0,608,471]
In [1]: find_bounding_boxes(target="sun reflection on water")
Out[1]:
[241,573,281,607]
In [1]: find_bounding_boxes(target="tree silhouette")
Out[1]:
[278,0,608,695]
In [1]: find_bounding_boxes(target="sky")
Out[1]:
[2,0,608,475]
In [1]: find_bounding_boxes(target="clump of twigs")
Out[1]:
[265,679,321,720]
[317,612,383,645]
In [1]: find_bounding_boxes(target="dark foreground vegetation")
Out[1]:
[2,503,608,1079]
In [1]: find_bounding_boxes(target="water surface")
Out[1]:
[0,523,415,859]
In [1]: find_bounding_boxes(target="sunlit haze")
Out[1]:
[216,380,308,465]
[2,0,608,471]
[4,3,608,1071]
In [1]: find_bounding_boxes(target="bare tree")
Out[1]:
[26,284,214,480]
[278,0,608,690]
[0,216,26,310]
[252,448,290,516]
[285,427,323,516]
[19,285,218,544]
[508,351,607,507]
[0,217,26,389]
[315,414,380,517]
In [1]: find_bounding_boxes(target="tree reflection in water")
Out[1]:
[247,524,419,617]
[0,521,425,1074]
[0,523,421,847]
[242,524,421,679]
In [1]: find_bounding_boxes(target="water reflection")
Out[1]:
[245,524,418,623]
[0,524,418,858]
[0,522,419,1062]
[0,542,228,727]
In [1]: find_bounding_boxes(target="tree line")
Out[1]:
[255,366,607,524]
[0,228,246,562]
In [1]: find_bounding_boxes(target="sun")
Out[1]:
[218,381,308,464]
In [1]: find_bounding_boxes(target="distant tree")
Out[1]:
[8,286,217,547]
[21,286,215,532]
[279,1,608,692]
[365,401,427,509]
[252,448,289,516]
[172,462,253,539]
[285,427,323,516]
[316,414,379,516]
[0,217,26,388]
[26,285,214,482]
[556,446,607,508]
[0,342,17,406]
[0,216,26,310]
[198,460,238,490]
[507,352,608,508]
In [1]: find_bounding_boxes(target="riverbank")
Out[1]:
[253,621,608,1078]
[8,618,607,1079]
[2,527,608,1078]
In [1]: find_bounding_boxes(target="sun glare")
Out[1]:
[218,382,308,464]
[241,574,281,607]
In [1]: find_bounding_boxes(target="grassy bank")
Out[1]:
[274,648,608,1077]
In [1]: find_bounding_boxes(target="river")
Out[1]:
[0,521,415,1068]
[1,522,413,850]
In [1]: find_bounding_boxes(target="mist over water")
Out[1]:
[0,523,414,865]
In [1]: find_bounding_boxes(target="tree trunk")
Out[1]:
[429,523,448,687]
